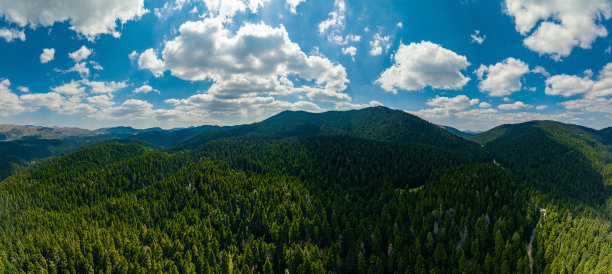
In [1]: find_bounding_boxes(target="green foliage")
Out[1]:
[1,107,612,273]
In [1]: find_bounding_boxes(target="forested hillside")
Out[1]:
[0,107,611,273]
[470,121,612,272]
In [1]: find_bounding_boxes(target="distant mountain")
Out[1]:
[441,125,475,139]
[94,126,164,135]
[0,124,97,141]
[130,125,242,147]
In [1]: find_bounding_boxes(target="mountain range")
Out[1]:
[0,106,610,273]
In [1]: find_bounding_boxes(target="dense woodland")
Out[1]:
[0,106,611,273]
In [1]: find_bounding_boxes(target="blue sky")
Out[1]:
[0,0,612,131]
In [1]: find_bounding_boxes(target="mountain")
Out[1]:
[0,107,533,273]
[0,124,97,141]
[441,125,474,139]
[470,120,612,272]
[1,108,612,273]
[176,106,481,152]
[0,136,114,162]
[130,125,242,147]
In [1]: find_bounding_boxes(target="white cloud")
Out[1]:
[334,100,383,111]
[475,57,530,96]
[427,95,479,110]
[166,93,323,119]
[134,85,159,94]
[286,0,306,14]
[342,46,357,59]
[397,22,403,28]
[545,74,593,97]
[68,62,90,78]
[412,95,579,131]
[87,95,115,107]
[0,0,148,39]
[0,28,25,42]
[317,0,360,46]
[139,18,349,103]
[561,97,612,114]
[498,101,533,110]
[536,105,548,110]
[128,50,139,61]
[69,46,92,62]
[369,32,391,56]
[411,95,480,119]
[504,0,611,59]
[138,49,165,77]
[0,79,26,116]
[479,102,492,108]
[202,0,268,20]
[375,41,470,93]
[545,64,612,98]
[51,81,87,97]
[40,48,55,63]
[318,0,345,35]
[0,78,101,116]
[90,61,103,71]
[17,86,29,93]
[470,30,485,44]
[83,80,127,94]
[532,65,550,77]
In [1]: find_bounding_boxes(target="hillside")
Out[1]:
[1,108,612,272]
[470,120,612,272]
[176,106,480,152]
[0,136,532,273]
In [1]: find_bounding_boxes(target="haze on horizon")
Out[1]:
[1,0,612,131]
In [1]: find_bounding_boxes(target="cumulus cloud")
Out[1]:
[342,46,357,59]
[561,97,612,114]
[69,46,93,62]
[51,81,87,97]
[536,105,548,110]
[0,28,25,42]
[411,95,480,120]
[166,93,324,119]
[427,95,479,110]
[504,0,611,59]
[376,41,470,93]
[479,102,492,108]
[133,85,159,94]
[0,78,107,116]
[139,18,350,104]
[470,30,485,44]
[412,94,578,130]
[138,49,165,77]
[0,79,26,116]
[498,101,533,110]
[40,48,55,63]
[545,63,612,97]
[0,0,147,39]
[475,57,531,96]
[369,32,391,56]
[286,0,306,13]
[87,95,115,107]
[334,100,383,111]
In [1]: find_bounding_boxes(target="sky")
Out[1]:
[0,0,612,131]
